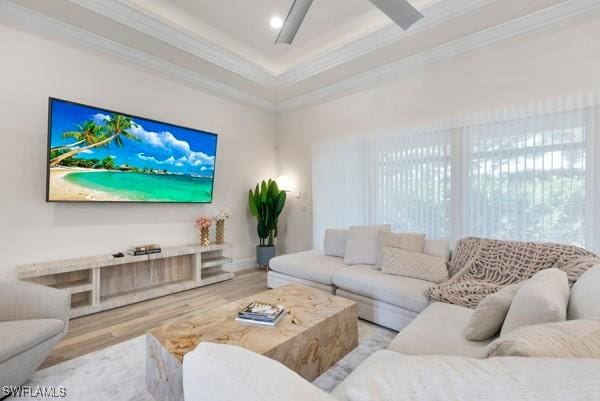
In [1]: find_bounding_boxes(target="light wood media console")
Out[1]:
[16,243,234,318]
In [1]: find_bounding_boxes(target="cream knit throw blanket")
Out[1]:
[428,237,600,308]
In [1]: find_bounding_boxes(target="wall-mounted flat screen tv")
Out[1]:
[46,98,218,203]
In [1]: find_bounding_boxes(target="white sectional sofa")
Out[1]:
[184,265,600,401]
[184,336,600,401]
[184,229,600,400]
[268,230,449,331]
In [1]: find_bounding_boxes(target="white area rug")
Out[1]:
[13,321,396,400]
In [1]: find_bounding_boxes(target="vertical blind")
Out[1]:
[312,94,600,252]
[373,130,452,239]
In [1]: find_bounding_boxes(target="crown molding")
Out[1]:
[2,0,597,114]
[0,0,277,112]
[277,0,600,111]
[67,0,491,89]
[67,0,278,86]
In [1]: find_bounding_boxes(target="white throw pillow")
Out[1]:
[501,269,570,336]
[323,229,348,258]
[486,320,600,358]
[343,225,391,265]
[568,265,600,321]
[465,284,522,341]
[381,247,448,283]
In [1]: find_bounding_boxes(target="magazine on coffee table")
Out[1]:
[235,302,286,326]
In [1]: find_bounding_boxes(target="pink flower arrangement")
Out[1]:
[195,216,213,229]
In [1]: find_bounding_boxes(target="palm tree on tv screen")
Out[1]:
[105,114,138,148]
[49,114,138,167]
[50,120,104,151]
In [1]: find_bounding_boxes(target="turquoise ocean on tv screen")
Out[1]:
[65,172,213,202]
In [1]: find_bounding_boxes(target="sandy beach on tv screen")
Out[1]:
[49,167,124,202]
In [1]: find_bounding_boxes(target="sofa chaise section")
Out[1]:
[387,301,492,358]
[184,342,600,401]
[333,266,434,331]
[331,349,600,401]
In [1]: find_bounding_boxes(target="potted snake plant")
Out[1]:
[248,179,286,268]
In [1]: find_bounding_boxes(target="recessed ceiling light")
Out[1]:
[270,16,284,30]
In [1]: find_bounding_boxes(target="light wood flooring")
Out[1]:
[41,268,268,369]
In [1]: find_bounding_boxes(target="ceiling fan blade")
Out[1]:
[275,0,314,45]
[369,0,424,30]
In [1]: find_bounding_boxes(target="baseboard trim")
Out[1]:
[224,257,257,272]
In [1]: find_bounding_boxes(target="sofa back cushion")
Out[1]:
[183,343,336,401]
[343,225,391,265]
[381,247,448,283]
[424,239,451,260]
[568,265,600,321]
[323,229,348,258]
[486,320,600,358]
[501,269,569,336]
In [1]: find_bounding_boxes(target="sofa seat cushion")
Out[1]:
[332,266,433,313]
[0,319,64,363]
[388,302,492,358]
[331,350,600,401]
[268,250,347,285]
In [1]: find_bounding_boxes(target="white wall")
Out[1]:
[277,15,600,254]
[0,24,277,278]
[3,12,600,276]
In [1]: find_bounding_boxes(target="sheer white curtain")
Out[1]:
[373,130,452,238]
[463,98,592,246]
[312,94,600,252]
[312,138,374,244]
[312,126,453,248]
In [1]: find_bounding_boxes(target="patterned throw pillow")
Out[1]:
[381,247,449,283]
[486,320,600,358]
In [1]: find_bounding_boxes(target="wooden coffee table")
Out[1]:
[146,284,358,401]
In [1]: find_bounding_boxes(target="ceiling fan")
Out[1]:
[275,0,424,45]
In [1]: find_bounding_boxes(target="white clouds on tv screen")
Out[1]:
[129,123,214,169]
[93,113,111,123]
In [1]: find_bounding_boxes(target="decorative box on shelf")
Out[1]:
[16,243,234,318]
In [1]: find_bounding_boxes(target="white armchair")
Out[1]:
[0,281,70,388]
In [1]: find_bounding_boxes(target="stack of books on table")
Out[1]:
[235,302,286,327]
[128,244,162,256]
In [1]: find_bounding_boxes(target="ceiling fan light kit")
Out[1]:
[275,0,423,45]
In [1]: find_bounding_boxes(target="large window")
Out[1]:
[466,111,587,245]
[312,95,599,252]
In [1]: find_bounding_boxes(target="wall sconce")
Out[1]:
[277,175,301,198]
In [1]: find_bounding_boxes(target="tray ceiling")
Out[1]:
[1,0,597,111]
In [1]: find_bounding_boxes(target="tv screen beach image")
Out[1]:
[47,99,217,203]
